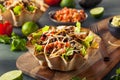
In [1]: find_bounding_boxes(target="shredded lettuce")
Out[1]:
[75,22,81,33]
[65,47,74,56]
[35,44,43,52]
[62,47,74,60]
[32,31,42,39]
[83,35,94,48]
[13,5,22,15]
[80,46,86,56]
[0,4,6,12]
[42,25,50,33]
[27,5,36,12]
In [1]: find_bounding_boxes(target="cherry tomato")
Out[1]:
[0,21,13,36]
[44,0,61,6]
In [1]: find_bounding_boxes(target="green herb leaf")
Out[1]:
[71,77,80,80]
[11,32,20,39]
[110,74,120,80]
[110,68,120,80]
[0,35,11,44]
[42,25,50,33]
[10,32,27,51]
[116,68,120,75]
[75,22,81,33]
[71,77,87,80]
[10,38,27,51]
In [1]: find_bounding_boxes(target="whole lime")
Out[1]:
[60,0,75,8]
[22,21,39,36]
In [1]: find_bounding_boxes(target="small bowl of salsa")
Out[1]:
[49,7,88,25]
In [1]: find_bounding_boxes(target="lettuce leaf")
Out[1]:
[42,25,50,33]
[83,35,94,48]
[10,38,27,51]
[75,22,81,33]
[35,44,43,52]
[80,46,86,56]
[27,5,36,12]
[13,5,22,15]
[62,47,74,60]
[0,4,6,12]
[32,31,43,39]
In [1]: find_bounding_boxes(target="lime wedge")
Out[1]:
[0,70,23,80]
[90,7,104,18]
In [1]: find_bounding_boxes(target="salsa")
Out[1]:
[53,7,86,23]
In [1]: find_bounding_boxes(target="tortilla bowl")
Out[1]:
[26,25,101,71]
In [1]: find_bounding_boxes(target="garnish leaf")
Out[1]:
[75,22,81,33]
[10,38,27,51]
[42,25,50,33]
[116,68,120,75]
[71,77,80,80]
[0,32,27,51]
[10,32,27,51]
[71,76,87,80]
[0,35,11,44]
[110,68,120,80]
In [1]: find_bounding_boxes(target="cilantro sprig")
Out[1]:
[0,32,27,51]
[110,68,120,80]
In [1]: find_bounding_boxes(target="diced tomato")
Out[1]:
[54,41,58,46]
[65,42,70,47]
[57,43,62,49]
[40,36,46,41]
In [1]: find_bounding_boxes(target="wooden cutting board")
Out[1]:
[16,17,120,80]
